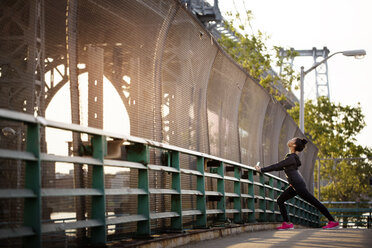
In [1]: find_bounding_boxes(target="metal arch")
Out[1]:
[43,53,132,116]
[44,56,69,109]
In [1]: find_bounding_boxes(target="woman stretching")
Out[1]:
[255,137,339,230]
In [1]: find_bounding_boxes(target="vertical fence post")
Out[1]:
[247,170,255,222]
[127,143,151,237]
[268,177,274,222]
[259,173,266,221]
[91,135,107,245]
[275,180,282,222]
[24,123,42,248]
[196,156,207,228]
[170,151,182,231]
[217,162,226,222]
[234,166,242,223]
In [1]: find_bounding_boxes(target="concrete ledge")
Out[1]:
[110,222,286,248]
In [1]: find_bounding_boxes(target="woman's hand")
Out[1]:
[255,162,261,172]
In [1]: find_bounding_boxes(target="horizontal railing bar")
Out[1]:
[206,209,224,215]
[104,159,146,169]
[240,194,253,198]
[255,196,264,200]
[181,190,203,195]
[41,188,102,197]
[0,226,34,239]
[0,108,38,123]
[106,215,147,225]
[182,210,202,216]
[255,209,264,213]
[0,149,37,161]
[42,219,103,233]
[105,188,147,195]
[149,189,179,195]
[148,164,179,173]
[150,212,179,219]
[322,201,372,204]
[225,192,239,197]
[204,172,223,179]
[226,209,239,214]
[224,176,239,182]
[241,209,253,213]
[205,191,223,196]
[253,182,264,187]
[0,189,36,198]
[240,179,253,184]
[180,168,203,176]
[41,154,102,165]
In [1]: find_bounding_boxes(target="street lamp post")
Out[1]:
[299,49,366,133]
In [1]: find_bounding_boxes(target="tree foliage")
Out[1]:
[217,11,299,101]
[288,97,372,202]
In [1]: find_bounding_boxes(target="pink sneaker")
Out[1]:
[276,222,294,230]
[322,221,339,229]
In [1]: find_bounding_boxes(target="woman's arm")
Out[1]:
[260,155,296,173]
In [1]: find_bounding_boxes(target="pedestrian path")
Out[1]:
[178,228,372,248]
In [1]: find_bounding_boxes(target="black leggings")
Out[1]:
[277,182,334,222]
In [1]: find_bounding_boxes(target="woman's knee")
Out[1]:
[277,195,285,205]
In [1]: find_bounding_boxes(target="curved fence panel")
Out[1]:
[262,100,287,177]
[207,51,246,162]
[238,77,270,165]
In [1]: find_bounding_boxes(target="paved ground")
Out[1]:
[178,228,372,248]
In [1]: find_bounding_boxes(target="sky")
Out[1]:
[216,0,372,149]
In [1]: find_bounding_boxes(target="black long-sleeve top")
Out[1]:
[260,153,305,185]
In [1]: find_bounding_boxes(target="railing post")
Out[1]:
[275,180,282,222]
[259,173,266,221]
[24,122,42,248]
[234,166,242,223]
[267,177,274,222]
[196,156,207,228]
[247,170,255,222]
[91,135,107,245]
[127,143,151,237]
[217,162,226,222]
[170,151,183,231]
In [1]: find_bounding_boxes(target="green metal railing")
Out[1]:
[321,202,372,228]
[0,108,320,247]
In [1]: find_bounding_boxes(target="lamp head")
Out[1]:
[342,49,366,58]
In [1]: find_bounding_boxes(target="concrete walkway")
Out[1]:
[178,228,372,248]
